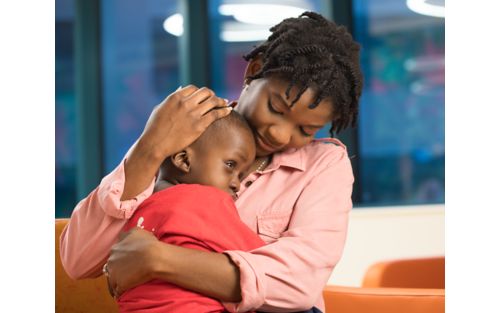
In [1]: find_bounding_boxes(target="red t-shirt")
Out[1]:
[118,184,265,313]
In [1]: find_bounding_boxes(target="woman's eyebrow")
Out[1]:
[304,125,323,130]
[272,92,325,129]
[272,91,291,109]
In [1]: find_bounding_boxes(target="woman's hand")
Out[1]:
[105,227,242,302]
[105,228,162,298]
[122,85,232,200]
[138,85,231,160]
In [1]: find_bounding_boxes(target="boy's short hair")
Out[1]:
[193,109,255,149]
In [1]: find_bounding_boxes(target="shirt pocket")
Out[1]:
[256,212,291,240]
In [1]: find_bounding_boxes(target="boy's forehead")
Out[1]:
[194,124,254,151]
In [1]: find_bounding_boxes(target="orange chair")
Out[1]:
[57,220,445,313]
[323,285,444,313]
[362,256,445,288]
[323,257,445,313]
[55,218,118,313]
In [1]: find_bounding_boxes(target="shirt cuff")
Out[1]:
[97,159,155,219]
[222,251,266,312]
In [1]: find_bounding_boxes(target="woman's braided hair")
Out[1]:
[243,11,363,135]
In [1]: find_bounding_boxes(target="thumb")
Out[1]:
[118,230,130,241]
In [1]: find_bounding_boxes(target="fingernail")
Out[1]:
[176,85,182,91]
[223,98,229,103]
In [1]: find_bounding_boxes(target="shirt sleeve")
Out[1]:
[59,157,155,279]
[222,149,354,312]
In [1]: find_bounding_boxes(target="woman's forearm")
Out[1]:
[121,140,165,201]
[152,242,242,302]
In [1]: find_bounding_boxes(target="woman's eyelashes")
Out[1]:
[267,99,283,115]
[300,127,314,137]
[268,97,313,137]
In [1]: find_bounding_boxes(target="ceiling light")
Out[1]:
[406,0,445,18]
[163,3,310,41]
[220,29,271,42]
[219,4,308,25]
[163,13,183,36]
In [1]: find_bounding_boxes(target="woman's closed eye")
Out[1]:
[268,97,314,137]
[299,127,314,137]
[267,99,283,115]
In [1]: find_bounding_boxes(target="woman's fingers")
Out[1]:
[195,94,229,117]
[104,228,160,298]
[174,84,199,98]
[200,106,233,129]
[135,85,231,161]
[182,87,215,107]
[104,261,121,299]
[178,87,232,128]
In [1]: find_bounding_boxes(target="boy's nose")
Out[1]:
[230,177,240,193]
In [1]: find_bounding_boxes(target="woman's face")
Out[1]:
[236,75,335,157]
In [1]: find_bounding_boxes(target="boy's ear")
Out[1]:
[170,149,191,173]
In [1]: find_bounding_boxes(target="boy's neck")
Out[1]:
[153,177,178,193]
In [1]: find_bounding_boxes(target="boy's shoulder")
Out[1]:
[144,184,232,209]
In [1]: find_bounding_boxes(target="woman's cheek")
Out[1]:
[292,136,313,149]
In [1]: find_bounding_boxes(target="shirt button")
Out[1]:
[245,181,253,187]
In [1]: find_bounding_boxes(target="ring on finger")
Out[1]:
[102,263,117,299]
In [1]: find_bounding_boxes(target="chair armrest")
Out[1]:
[323,285,444,313]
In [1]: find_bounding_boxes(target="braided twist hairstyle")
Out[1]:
[243,12,363,135]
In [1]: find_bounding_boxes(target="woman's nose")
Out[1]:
[268,124,292,147]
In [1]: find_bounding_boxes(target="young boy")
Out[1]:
[116,110,266,313]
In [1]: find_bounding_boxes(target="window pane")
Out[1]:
[354,0,445,205]
[101,0,180,172]
[56,0,77,217]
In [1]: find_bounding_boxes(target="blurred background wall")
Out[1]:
[56,0,444,285]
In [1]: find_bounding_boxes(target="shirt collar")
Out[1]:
[262,138,346,173]
[265,146,305,172]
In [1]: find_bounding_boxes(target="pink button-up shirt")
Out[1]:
[60,138,354,312]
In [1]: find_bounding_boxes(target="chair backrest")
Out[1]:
[323,285,445,313]
[55,218,119,313]
[362,256,445,289]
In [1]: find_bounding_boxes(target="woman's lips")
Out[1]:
[256,133,280,153]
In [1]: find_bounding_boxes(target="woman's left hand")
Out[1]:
[105,227,161,298]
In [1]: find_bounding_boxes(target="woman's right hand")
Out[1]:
[122,85,231,200]
[138,85,231,160]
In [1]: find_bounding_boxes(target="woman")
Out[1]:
[60,12,363,312]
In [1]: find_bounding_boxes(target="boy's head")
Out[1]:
[160,110,256,200]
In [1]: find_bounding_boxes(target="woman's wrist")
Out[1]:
[121,139,166,201]
[133,136,170,165]
[149,240,173,280]
[146,243,242,302]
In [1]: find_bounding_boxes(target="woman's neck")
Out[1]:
[243,155,272,178]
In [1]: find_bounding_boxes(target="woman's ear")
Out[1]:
[243,56,264,83]
[170,150,191,173]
